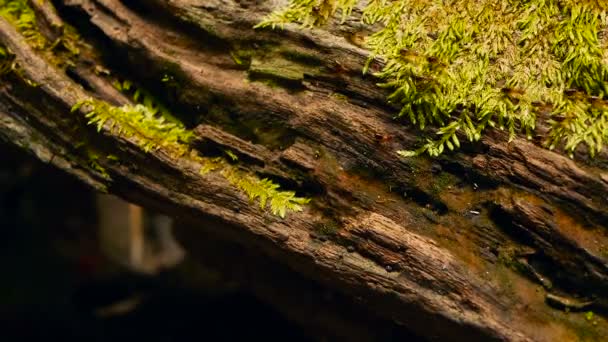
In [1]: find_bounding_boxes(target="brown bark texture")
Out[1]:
[1,1,607,341]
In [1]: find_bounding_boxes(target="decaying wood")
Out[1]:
[1,1,607,340]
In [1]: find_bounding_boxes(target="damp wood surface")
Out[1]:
[1,1,607,341]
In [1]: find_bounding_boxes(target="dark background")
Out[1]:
[0,143,312,342]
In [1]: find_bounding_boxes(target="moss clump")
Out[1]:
[197,155,309,218]
[0,0,46,49]
[222,169,310,218]
[0,0,80,68]
[72,98,310,217]
[72,99,194,155]
[113,79,184,127]
[259,0,608,158]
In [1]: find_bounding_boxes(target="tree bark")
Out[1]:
[1,1,607,340]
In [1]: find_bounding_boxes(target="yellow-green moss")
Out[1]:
[73,98,310,217]
[113,79,185,127]
[259,0,608,158]
[0,0,46,49]
[72,99,193,155]
[0,0,81,68]
[222,168,310,218]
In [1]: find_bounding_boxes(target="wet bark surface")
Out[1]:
[1,1,607,340]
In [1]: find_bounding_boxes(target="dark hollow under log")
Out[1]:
[1,1,607,341]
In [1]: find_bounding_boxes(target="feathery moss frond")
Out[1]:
[113,79,185,128]
[222,170,310,218]
[260,0,608,158]
[72,99,193,155]
[72,98,310,217]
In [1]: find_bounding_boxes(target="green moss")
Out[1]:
[85,148,111,180]
[0,1,306,217]
[0,0,46,49]
[113,79,184,127]
[106,154,119,162]
[222,168,310,218]
[260,0,608,158]
[72,98,310,217]
[72,99,194,156]
[566,311,602,341]
[224,149,239,162]
[0,0,80,68]
[71,139,111,180]
[231,48,254,69]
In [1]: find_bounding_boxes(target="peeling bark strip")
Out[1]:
[1,0,607,340]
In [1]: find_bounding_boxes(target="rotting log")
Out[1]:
[1,1,607,341]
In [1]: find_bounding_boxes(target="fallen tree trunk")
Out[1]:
[1,1,607,340]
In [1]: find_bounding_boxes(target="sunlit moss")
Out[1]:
[0,0,81,68]
[0,0,46,48]
[72,98,310,217]
[72,99,193,155]
[222,168,310,218]
[259,0,608,158]
[113,79,185,128]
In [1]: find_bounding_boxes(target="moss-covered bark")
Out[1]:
[1,1,607,341]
